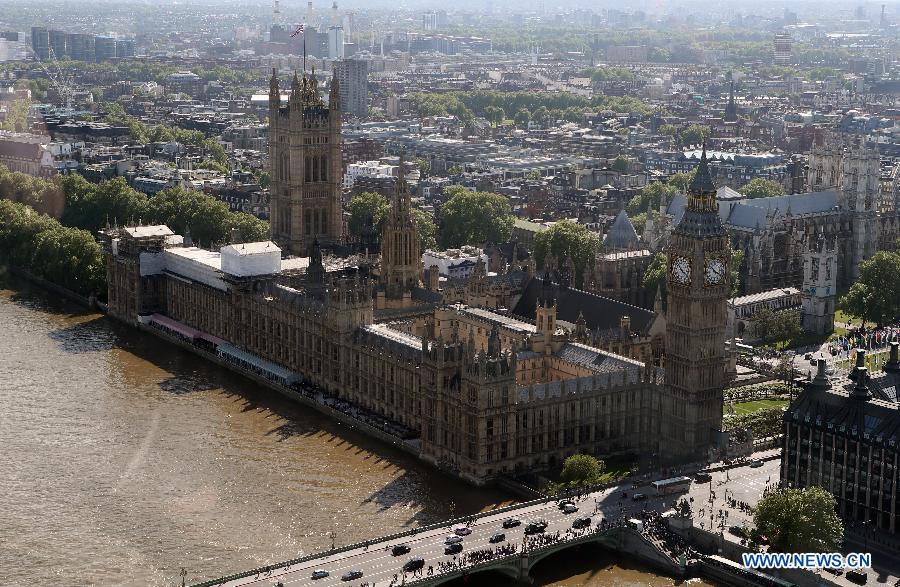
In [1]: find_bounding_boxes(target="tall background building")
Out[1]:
[774,32,792,65]
[94,36,117,61]
[327,26,344,60]
[333,58,368,118]
[30,27,49,60]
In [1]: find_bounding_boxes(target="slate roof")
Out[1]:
[555,342,644,373]
[666,190,840,230]
[788,359,900,446]
[511,277,656,336]
[603,210,640,250]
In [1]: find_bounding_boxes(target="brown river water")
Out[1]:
[0,274,713,587]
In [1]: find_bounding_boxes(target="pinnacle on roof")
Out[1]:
[688,143,717,196]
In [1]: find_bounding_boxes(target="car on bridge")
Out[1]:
[453,525,472,536]
[572,517,591,529]
[341,570,363,581]
[562,503,578,514]
[558,499,575,510]
[694,472,712,483]
[490,532,506,544]
[403,557,425,572]
[445,542,463,555]
[524,519,548,534]
[310,569,329,580]
[391,544,411,556]
[502,517,521,529]
[445,535,464,545]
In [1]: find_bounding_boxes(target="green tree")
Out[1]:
[513,107,531,128]
[667,170,697,193]
[642,251,667,308]
[257,171,271,189]
[840,251,900,327]
[681,124,711,147]
[753,487,843,553]
[558,454,605,489]
[347,191,390,238]
[533,219,601,288]
[411,207,438,250]
[197,159,229,174]
[439,187,514,248]
[60,175,149,233]
[1,98,32,132]
[447,164,464,175]
[146,186,268,245]
[611,156,630,173]
[740,178,785,199]
[659,124,678,137]
[730,248,745,297]
[532,106,550,127]
[626,181,679,215]
[484,105,505,127]
[751,308,801,347]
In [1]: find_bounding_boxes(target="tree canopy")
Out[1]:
[681,124,711,147]
[0,200,105,297]
[753,487,843,553]
[348,191,391,238]
[558,454,606,490]
[740,178,785,199]
[439,186,514,248]
[840,251,900,327]
[642,251,668,308]
[533,219,601,288]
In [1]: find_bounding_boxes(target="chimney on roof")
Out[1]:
[886,342,899,373]
[849,349,866,381]
[810,359,831,391]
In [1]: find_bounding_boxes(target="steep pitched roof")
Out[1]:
[511,277,656,336]
[603,210,640,250]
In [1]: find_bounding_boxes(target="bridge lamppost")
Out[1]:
[180,567,187,587]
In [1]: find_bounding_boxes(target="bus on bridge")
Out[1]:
[652,476,692,495]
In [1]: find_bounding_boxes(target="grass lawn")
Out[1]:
[725,398,789,416]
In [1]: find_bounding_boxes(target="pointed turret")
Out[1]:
[269,68,280,109]
[290,71,302,109]
[329,67,341,112]
[724,79,737,122]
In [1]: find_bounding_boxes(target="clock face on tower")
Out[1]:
[704,258,726,285]
[671,256,691,285]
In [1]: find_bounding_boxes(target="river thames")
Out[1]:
[0,275,711,587]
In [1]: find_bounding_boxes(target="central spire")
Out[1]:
[687,143,717,211]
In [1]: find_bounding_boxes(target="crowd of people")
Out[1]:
[639,509,696,562]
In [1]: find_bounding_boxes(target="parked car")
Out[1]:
[444,542,463,555]
[341,570,363,582]
[445,535,463,545]
[562,503,578,514]
[572,517,592,529]
[391,544,410,556]
[489,532,506,544]
[750,459,764,468]
[502,517,521,529]
[694,472,712,483]
[403,558,425,572]
[311,570,329,580]
[558,499,575,510]
[632,493,647,501]
[453,525,472,536]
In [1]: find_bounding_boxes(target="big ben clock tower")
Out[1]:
[663,145,731,460]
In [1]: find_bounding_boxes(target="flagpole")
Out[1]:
[303,32,307,73]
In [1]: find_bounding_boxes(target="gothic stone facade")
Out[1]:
[268,69,343,256]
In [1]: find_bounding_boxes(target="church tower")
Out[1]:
[724,80,738,123]
[268,68,343,256]
[663,145,731,460]
[380,155,423,299]
[801,230,836,335]
[839,143,879,284]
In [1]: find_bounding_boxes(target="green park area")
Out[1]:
[726,398,789,416]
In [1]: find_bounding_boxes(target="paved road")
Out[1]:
[199,458,785,587]
[206,480,678,587]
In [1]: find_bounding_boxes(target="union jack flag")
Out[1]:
[291,23,304,37]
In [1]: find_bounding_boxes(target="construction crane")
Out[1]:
[32,46,75,109]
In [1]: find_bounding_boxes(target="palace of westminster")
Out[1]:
[100,69,896,489]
